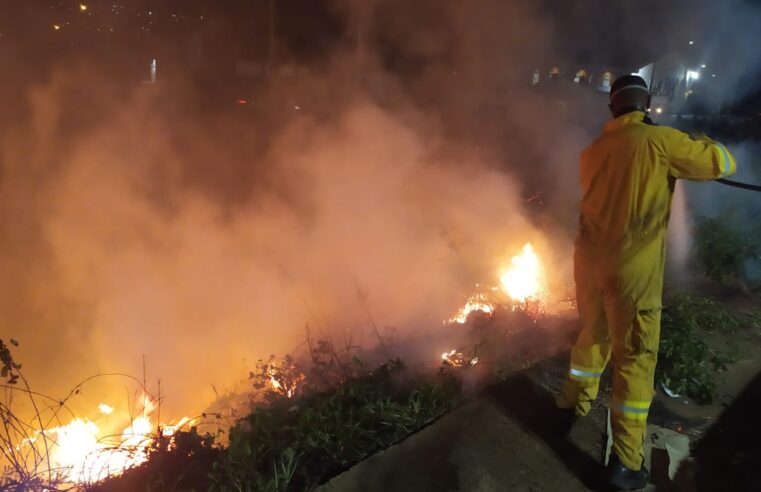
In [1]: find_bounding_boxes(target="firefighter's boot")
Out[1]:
[607,454,649,490]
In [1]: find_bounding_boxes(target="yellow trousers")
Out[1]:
[558,245,663,471]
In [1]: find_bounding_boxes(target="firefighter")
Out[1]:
[557,75,736,490]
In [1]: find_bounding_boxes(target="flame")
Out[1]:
[269,370,286,395]
[446,242,546,324]
[19,396,193,485]
[441,349,479,367]
[447,291,494,324]
[499,243,543,302]
[267,366,304,399]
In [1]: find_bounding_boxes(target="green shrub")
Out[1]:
[694,215,760,286]
[657,293,760,403]
[94,359,459,492]
[213,365,458,491]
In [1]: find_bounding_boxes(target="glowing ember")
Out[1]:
[267,366,304,399]
[447,291,494,324]
[499,243,543,302]
[441,349,479,367]
[269,370,288,396]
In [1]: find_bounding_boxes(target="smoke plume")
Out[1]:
[2,0,759,419]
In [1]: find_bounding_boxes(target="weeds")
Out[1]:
[694,215,761,287]
[1,338,68,491]
[657,293,761,403]
[1,339,213,492]
[3,309,460,492]
[94,339,460,492]
[214,366,457,491]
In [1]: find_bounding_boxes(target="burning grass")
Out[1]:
[9,286,754,489]
[1,242,571,491]
[0,332,464,492]
[2,302,571,492]
[0,341,206,490]
[447,242,550,325]
[91,352,460,492]
[5,237,758,489]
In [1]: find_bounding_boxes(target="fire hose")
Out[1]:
[716,178,761,192]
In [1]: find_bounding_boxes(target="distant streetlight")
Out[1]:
[150,59,157,83]
[686,70,700,82]
[712,74,717,78]
[80,4,87,11]
[53,24,61,31]
[701,64,706,68]
[688,40,694,45]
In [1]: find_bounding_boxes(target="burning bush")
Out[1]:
[251,355,306,400]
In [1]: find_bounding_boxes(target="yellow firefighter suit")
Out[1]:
[558,111,736,470]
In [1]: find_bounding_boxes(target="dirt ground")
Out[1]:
[319,303,761,492]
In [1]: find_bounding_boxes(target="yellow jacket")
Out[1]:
[575,111,736,308]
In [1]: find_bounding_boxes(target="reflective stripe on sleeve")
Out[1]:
[715,143,731,177]
[569,367,603,379]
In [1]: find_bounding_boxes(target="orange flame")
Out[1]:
[267,366,304,399]
[20,395,193,485]
[441,349,479,367]
[446,242,546,324]
[447,291,494,324]
[499,243,544,303]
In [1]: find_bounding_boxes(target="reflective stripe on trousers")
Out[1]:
[613,399,651,422]
[569,366,603,380]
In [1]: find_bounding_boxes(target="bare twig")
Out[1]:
[1,366,162,489]
[16,373,52,482]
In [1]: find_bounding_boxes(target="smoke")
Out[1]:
[664,137,761,286]
[0,1,588,419]
[682,143,761,219]
[0,68,557,417]
[699,0,761,103]
[5,0,757,420]
[666,183,692,284]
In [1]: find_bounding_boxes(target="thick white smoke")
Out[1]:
[2,72,552,417]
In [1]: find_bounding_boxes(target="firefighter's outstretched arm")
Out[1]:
[663,128,736,180]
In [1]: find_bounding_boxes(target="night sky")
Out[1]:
[0,1,712,66]
[1,1,759,107]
